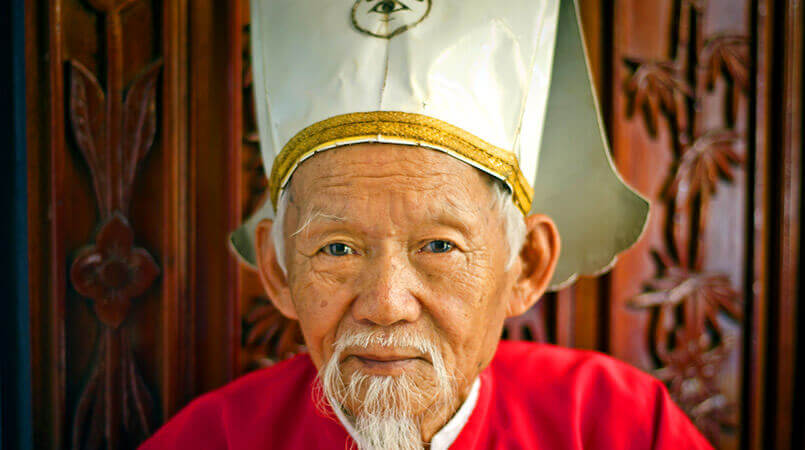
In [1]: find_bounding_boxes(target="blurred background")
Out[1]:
[2,0,802,449]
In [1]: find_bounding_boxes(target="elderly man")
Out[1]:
[142,0,712,449]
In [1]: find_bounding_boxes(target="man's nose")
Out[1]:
[351,250,422,326]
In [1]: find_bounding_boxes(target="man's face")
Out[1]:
[257,143,558,443]
[285,143,514,386]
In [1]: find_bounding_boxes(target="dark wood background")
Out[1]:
[23,0,803,449]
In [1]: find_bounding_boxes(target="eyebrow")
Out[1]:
[290,192,484,239]
[428,206,476,237]
[436,191,485,220]
[290,208,347,238]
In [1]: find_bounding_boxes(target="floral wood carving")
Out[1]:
[67,1,162,448]
[71,214,159,328]
[242,297,306,369]
[624,0,747,441]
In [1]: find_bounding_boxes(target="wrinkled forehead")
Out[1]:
[284,143,495,222]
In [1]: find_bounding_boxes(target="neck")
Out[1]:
[419,396,462,443]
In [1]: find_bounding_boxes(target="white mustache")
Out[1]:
[333,329,440,358]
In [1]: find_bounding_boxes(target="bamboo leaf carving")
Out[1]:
[623,0,749,440]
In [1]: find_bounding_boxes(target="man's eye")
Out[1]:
[321,243,356,256]
[423,240,454,254]
[370,0,410,14]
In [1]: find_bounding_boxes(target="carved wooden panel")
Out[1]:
[26,0,244,448]
[609,0,750,447]
[25,0,802,449]
[28,2,167,448]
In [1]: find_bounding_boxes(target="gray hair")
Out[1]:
[271,177,526,274]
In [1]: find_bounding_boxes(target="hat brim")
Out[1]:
[531,0,649,289]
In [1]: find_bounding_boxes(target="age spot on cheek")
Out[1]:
[320,300,329,308]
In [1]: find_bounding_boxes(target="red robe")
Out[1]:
[140,341,712,449]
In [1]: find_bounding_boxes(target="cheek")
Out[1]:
[420,252,511,376]
[421,250,495,309]
[420,257,494,337]
[288,262,357,369]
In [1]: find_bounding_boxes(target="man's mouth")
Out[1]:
[347,352,428,374]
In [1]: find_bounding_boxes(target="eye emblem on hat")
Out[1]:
[351,0,432,39]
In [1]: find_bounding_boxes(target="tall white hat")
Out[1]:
[231,0,649,289]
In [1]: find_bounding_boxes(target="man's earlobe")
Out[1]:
[507,214,560,318]
[254,219,298,320]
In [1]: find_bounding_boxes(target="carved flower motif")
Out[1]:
[667,130,745,206]
[243,298,306,367]
[654,340,737,438]
[624,59,692,136]
[71,213,160,328]
[629,254,742,438]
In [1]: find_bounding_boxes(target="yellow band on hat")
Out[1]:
[269,111,534,215]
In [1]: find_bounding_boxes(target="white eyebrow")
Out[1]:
[289,209,346,238]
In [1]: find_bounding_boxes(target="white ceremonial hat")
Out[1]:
[231,0,649,290]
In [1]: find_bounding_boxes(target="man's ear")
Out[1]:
[507,214,560,318]
[254,219,298,320]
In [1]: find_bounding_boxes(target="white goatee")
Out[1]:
[318,329,455,450]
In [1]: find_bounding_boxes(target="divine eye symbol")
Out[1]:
[369,0,410,14]
[351,0,432,39]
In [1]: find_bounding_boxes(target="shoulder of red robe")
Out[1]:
[458,341,714,450]
[138,354,351,450]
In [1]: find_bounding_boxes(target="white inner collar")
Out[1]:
[332,377,481,450]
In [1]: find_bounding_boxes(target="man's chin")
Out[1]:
[340,371,436,417]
